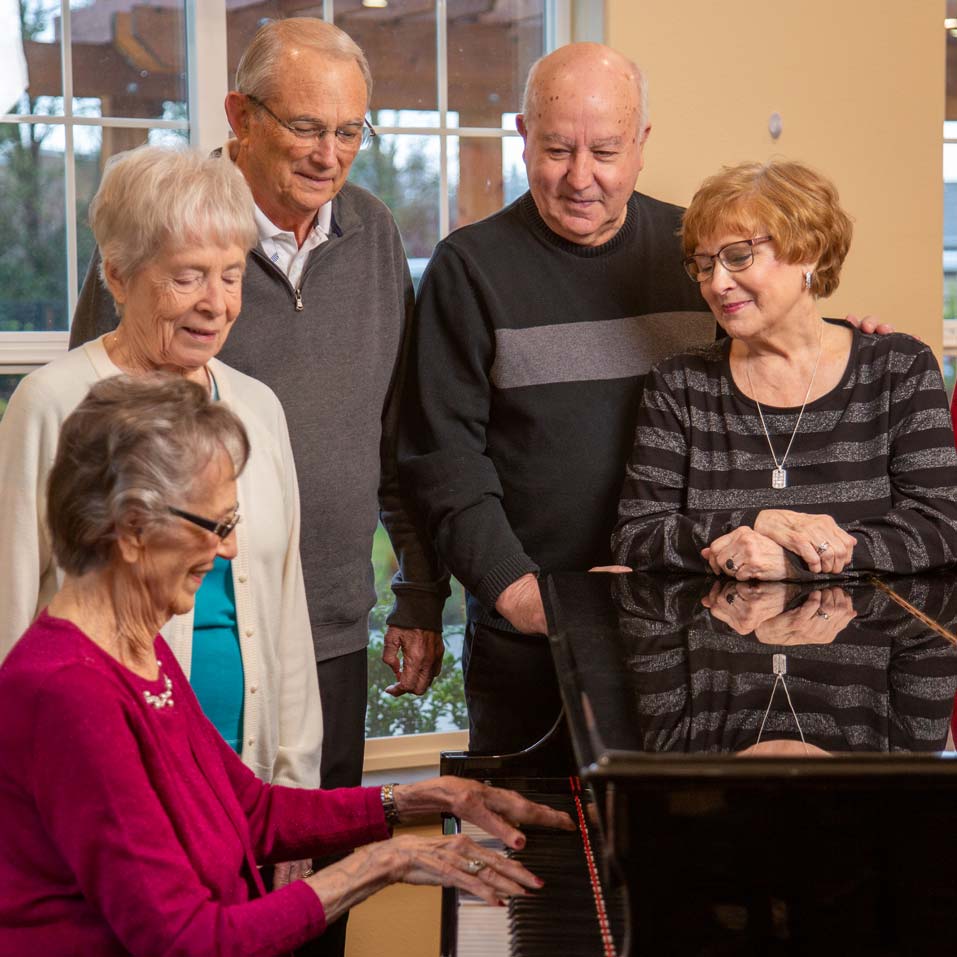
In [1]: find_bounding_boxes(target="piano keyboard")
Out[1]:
[445,778,623,957]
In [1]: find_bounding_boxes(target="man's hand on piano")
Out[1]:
[393,777,576,851]
[494,574,548,635]
[382,626,444,696]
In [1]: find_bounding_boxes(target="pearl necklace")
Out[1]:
[745,322,824,490]
[143,660,174,709]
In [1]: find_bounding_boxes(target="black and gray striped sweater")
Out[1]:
[613,320,957,576]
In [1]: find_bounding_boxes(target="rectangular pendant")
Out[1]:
[772,468,787,489]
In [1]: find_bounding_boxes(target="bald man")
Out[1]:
[399,44,714,754]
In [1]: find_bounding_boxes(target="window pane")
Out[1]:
[449,132,525,232]
[367,524,467,738]
[338,0,438,120]
[447,0,544,125]
[17,1,62,117]
[74,125,190,292]
[0,374,26,421]
[69,1,187,120]
[0,123,67,331]
[349,131,439,259]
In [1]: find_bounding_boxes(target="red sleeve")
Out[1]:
[29,666,327,957]
[214,729,391,863]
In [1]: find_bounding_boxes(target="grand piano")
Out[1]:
[441,572,957,955]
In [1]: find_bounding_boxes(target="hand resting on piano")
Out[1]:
[310,776,576,925]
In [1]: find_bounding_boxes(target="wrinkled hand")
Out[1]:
[273,858,313,889]
[702,526,790,580]
[702,580,793,634]
[393,776,575,850]
[494,574,547,635]
[844,314,894,336]
[754,587,856,646]
[382,626,444,696]
[754,510,856,574]
[385,831,544,905]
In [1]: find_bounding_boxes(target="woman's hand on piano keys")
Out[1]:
[393,776,576,850]
[385,831,544,904]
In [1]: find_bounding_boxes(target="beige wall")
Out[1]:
[606,0,945,353]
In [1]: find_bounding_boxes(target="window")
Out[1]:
[0,0,189,391]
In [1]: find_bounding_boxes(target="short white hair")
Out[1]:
[235,17,373,109]
[90,144,257,286]
[521,44,649,136]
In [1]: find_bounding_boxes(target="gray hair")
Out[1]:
[90,144,258,287]
[235,18,373,109]
[47,375,250,577]
[521,44,649,137]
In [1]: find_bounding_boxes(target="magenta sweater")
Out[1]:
[0,612,390,956]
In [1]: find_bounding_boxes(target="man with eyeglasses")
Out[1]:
[69,16,447,895]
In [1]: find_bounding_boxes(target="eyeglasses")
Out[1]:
[683,236,773,282]
[246,95,376,151]
[168,506,241,541]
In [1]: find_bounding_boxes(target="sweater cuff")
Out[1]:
[386,581,450,633]
[474,554,541,613]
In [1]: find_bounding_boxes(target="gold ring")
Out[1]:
[465,858,486,875]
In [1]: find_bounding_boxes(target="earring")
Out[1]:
[804,271,813,291]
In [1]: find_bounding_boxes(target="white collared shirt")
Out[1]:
[254,202,332,290]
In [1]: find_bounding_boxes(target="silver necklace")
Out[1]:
[756,653,809,753]
[143,660,174,709]
[745,322,824,489]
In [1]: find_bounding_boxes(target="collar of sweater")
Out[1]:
[518,190,639,257]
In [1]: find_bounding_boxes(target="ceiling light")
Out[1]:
[362,0,388,7]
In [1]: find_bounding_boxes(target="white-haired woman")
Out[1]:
[0,146,322,878]
[0,376,571,955]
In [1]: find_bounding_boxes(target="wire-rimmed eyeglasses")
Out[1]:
[168,506,241,541]
[245,94,376,151]
[683,236,773,282]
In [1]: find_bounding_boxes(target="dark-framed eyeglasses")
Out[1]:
[245,94,376,151]
[683,236,773,282]
[168,506,241,541]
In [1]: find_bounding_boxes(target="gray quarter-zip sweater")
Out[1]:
[70,181,447,661]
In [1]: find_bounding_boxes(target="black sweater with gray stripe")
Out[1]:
[613,321,957,576]
[400,191,714,627]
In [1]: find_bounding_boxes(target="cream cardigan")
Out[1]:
[0,336,322,787]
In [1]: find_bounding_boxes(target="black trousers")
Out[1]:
[463,620,565,755]
[294,648,369,957]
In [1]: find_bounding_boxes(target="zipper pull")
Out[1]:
[294,287,304,312]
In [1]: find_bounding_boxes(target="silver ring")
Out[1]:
[725,558,736,571]
[465,859,486,876]
[816,609,830,620]
[303,867,315,877]
[816,541,830,555]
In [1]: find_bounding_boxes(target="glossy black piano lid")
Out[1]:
[544,571,957,774]
[543,572,957,954]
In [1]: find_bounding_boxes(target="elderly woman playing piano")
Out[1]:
[0,376,572,956]
[613,159,957,580]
